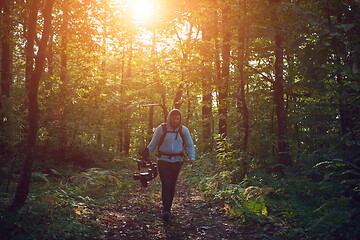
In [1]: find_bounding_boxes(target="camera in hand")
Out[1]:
[133,147,158,187]
[133,159,158,187]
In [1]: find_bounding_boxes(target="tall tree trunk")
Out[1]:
[119,48,126,152]
[10,0,40,211]
[119,109,125,153]
[218,4,231,136]
[213,12,222,134]
[237,0,249,152]
[200,25,213,152]
[124,39,133,154]
[10,0,55,211]
[1,0,12,98]
[269,0,292,168]
[337,76,355,135]
[58,1,69,163]
[25,0,40,85]
[119,38,133,154]
[124,116,131,154]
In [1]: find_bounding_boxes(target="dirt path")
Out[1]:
[94,173,261,240]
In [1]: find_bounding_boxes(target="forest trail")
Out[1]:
[94,172,262,240]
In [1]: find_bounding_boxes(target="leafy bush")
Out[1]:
[188,154,269,224]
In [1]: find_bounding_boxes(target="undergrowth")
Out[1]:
[187,146,360,240]
[0,160,135,240]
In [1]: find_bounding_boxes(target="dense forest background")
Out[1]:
[1,0,359,239]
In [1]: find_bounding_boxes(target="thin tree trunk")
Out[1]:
[124,38,133,154]
[10,0,55,211]
[10,0,41,211]
[269,0,292,168]
[213,12,222,135]
[119,48,125,152]
[58,1,69,163]
[218,4,231,136]
[24,0,40,86]
[124,119,131,154]
[200,27,213,152]
[237,0,249,152]
[186,90,191,126]
[271,105,276,158]
[119,38,133,154]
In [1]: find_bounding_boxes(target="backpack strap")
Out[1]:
[178,125,188,157]
[158,123,167,148]
[178,125,184,145]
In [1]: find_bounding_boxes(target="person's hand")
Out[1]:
[189,160,195,168]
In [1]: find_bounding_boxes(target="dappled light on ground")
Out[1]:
[94,176,259,240]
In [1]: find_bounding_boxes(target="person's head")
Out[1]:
[169,109,181,129]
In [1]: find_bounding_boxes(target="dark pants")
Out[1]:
[157,160,182,212]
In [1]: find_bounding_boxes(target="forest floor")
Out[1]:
[93,172,263,240]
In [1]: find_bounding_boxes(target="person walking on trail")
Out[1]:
[147,109,195,221]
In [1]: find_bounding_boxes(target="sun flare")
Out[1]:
[130,0,157,22]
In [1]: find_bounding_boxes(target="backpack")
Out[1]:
[157,123,185,158]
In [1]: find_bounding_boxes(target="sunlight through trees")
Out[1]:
[1,0,359,239]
